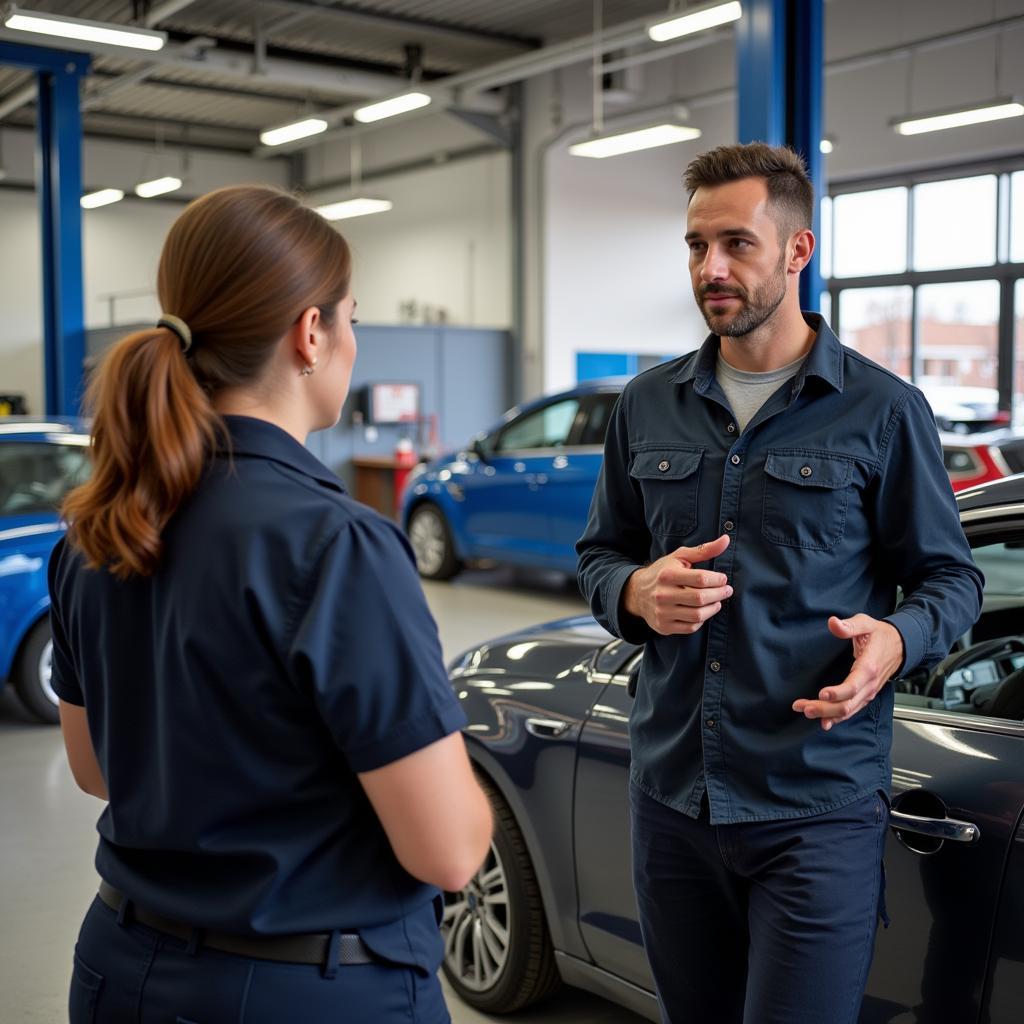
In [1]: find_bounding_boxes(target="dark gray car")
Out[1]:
[441,473,1024,1023]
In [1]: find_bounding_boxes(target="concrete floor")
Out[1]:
[0,566,647,1023]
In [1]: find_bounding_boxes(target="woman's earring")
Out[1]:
[299,357,318,377]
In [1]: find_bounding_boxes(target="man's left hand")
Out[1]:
[792,615,905,732]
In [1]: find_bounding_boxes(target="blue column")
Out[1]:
[735,0,787,146]
[735,0,825,311]
[0,41,88,416]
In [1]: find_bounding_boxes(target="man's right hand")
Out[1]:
[622,535,732,636]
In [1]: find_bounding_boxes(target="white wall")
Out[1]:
[307,149,511,329]
[0,128,289,413]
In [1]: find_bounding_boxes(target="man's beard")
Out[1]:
[696,254,787,338]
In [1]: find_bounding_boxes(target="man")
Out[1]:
[576,142,983,1024]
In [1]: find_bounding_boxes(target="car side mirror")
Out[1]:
[471,437,491,463]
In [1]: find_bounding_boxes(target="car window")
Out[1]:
[494,398,580,453]
[0,442,90,516]
[942,447,978,474]
[577,393,619,447]
[893,537,1024,723]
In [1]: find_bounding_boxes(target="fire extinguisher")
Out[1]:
[393,436,417,516]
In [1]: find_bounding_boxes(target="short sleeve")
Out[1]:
[288,514,467,772]
[47,538,84,706]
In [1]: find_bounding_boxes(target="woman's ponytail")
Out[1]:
[62,326,221,579]
[61,184,351,578]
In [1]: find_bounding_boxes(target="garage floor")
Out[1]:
[0,567,647,1023]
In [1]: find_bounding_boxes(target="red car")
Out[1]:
[942,431,1024,491]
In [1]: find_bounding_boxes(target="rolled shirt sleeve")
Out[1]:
[872,389,985,675]
[289,514,467,772]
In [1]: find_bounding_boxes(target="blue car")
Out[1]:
[0,418,90,723]
[401,380,624,579]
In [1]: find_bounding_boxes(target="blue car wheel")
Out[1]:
[14,618,59,725]
[408,503,462,581]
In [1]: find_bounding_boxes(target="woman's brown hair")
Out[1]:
[63,184,352,578]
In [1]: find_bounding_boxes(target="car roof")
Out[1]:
[939,429,1024,446]
[956,471,1024,513]
[0,416,90,442]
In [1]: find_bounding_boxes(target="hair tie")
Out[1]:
[157,315,193,353]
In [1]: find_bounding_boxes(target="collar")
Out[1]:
[217,415,345,493]
[670,312,844,395]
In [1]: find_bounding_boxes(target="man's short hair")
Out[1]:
[684,142,814,238]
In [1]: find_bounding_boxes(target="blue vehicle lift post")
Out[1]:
[0,41,89,416]
[735,0,825,311]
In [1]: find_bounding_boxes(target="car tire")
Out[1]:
[407,503,462,581]
[13,618,60,725]
[441,776,561,1013]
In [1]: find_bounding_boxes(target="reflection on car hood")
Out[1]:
[956,472,1024,513]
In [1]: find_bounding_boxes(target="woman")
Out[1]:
[50,185,493,1023]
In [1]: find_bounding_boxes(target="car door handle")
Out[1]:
[525,717,570,739]
[889,810,981,844]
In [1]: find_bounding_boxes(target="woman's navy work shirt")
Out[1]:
[48,415,467,970]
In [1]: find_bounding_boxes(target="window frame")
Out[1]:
[824,156,1024,421]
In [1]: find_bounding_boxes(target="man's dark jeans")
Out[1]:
[630,782,889,1024]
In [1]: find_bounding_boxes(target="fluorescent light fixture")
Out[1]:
[259,117,328,147]
[135,176,182,198]
[893,100,1024,136]
[569,123,702,159]
[819,138,834,154]
[80,188,124,209]
[3,5,166,51]
[648,1,742,42]
[354,92,431,124]
[315,197,393,220]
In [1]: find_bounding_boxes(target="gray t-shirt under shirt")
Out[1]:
[715,352,807,432]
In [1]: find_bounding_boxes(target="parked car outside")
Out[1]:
[0,418,90,723]
[942,430,1024,491]
[440,472,1024,1023]
[918,382,1010,434]
[400,377,1019,579]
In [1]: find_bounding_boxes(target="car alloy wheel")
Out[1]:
[407,504,461,580]
[14,619,60,724]
[443,844,511,992]
[440,777,560,1012]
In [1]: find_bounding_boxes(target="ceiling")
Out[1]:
[0,0,674,151]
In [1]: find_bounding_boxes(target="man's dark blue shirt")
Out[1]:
[577,315,983,824]
[49,415,466,970]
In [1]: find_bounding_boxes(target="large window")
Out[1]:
[1016,280,1024,427]
[826,162,1024,423]
[839,287,912,377]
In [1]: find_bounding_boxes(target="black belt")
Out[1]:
[98,881,374,966]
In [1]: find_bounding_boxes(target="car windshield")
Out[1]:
[0,441,90,516]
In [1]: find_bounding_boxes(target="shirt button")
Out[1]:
[658,460,670,472]
[710,660,721,672]
[730,454,741,465]
[800,465,813,477]
[726,423,736,434]
[706,718,716,728]
[723,520,735,531]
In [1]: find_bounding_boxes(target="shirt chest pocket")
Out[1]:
[762,449,855,551]
[630,448,704,539]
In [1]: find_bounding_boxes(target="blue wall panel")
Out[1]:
[309,325,512,486]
